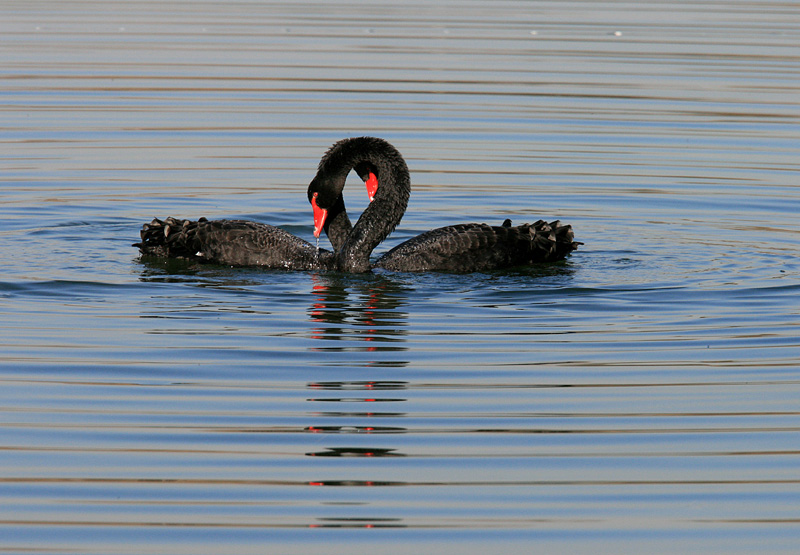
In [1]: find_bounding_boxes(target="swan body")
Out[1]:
[136,216,335,270]
[376,219,577,273]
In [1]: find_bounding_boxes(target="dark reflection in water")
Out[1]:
[307,273,411,351]
[310,412,407,417]
[309,517,406,529]
[135,256,207,282]
[307,480,404,487]
[306,382,410,458]
[309,380,408,390]
[307,447,405,457]
[306,397,405,403]
[306,382,409,415]
[306,425,406,433]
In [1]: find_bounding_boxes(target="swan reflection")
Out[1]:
[307,447,404,457]
[307,273,411,352]
[309,380,407,390]
[309,517,406,529]
[305,380,410,458]
[305,425,405,433]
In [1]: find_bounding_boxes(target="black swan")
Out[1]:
[309,137,580,273]
[134,178,353,271]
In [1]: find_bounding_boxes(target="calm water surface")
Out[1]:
[2,1,800,553]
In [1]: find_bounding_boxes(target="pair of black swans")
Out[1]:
[135,137,579,273]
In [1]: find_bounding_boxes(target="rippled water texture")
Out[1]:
[2,1,800,553]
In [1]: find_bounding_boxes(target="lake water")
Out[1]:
[2,1,800,553]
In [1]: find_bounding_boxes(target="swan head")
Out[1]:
[353,162,379,202]
[308,176,337,238]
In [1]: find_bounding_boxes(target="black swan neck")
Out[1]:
[322,195,351,253]
[310,137,410,273]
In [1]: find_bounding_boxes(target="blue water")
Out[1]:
[2,1,800,553]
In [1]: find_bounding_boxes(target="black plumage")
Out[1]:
[135,216,333,270]
[135,136,579,273]
[376,220,578,273]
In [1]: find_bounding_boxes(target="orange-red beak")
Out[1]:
[311,193,327,238]
[365,172,378,202]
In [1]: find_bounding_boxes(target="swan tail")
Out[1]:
[523,219,581,262]
[133,216,206,259]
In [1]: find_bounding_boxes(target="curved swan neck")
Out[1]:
[322,195,351,253]
[332,138,410,273]
[309,137,410,273]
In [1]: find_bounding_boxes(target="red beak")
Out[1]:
[311,193,328,238]
[365,172,378,202]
